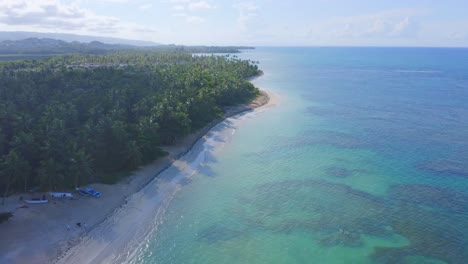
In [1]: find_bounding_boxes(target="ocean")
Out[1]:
[130,47,468,264]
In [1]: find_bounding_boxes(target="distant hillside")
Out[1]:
[0,38,140,55]
[0,38,255,58]
[0,31,160,46]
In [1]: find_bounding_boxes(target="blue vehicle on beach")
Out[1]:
[76,187,102,197]
[85,187,101,197]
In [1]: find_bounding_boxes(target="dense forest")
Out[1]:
[0,38,254,57]
[0,52,260,197]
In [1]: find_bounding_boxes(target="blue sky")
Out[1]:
[0,0,467,46]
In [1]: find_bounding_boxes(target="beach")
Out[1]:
[0,90,273,264]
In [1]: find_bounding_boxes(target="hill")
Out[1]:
[0,38,255,60]
[0,31,160,46]
[0,38,135,55]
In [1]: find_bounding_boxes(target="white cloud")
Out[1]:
[185,15,205,24]
[172,5,185,10]
[188,1,214,11]
[166,0,214,12]
[419,20,468,44]
[0,0,155,37]
[138,4,153,11]
[234,2,259,32]
[96,0,130,3]
[173,13,205,24]
[166,0,213,24]
[308,9,429,40]
[235,2,258,13]
[390,17,417,37]
[167,0,191,3]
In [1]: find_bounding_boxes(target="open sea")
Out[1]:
[129,47,468,264]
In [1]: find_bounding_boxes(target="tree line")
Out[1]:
[0,37,253,56]
[0,52,260,197]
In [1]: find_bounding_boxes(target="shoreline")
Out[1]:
[128,89,270,205]
[0,89,272,264]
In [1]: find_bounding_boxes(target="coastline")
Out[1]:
[0,89,272,264]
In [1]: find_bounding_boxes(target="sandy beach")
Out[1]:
[0,90,274,264]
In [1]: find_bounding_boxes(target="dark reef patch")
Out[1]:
[373,204,468,264]
[319,229,362,247]
[417,160,468,178]
[388,184,468,213]
[235,179,468,263]
[325,166,353,178]
[245,179,392,239]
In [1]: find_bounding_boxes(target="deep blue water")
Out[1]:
[248,47,468,189]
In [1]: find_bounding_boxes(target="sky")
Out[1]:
[0,0,467,47]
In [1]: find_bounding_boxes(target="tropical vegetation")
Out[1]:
[0,51,260,197]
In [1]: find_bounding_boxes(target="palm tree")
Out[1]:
[1,150,28,205]
[69,149,93,188]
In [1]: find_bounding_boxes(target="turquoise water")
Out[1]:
[133,48,468,264]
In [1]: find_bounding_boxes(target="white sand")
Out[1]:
[0,90,276,264]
